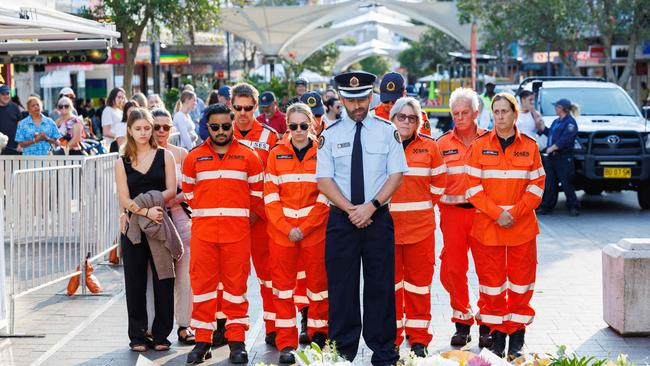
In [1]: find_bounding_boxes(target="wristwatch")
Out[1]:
[371,198,381,209]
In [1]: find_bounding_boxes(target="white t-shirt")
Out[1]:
[173,111,198,150]
[517,111,538,137]
[101,106,123,144]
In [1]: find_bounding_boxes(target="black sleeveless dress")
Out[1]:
[123,148,166,199]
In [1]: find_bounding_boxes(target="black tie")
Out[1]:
[351,122,364,205]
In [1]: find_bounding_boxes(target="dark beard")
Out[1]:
[346,107,368,123]
[210,134,232,146]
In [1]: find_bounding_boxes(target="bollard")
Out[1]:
[602,238,650,336]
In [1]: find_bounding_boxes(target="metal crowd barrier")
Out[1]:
[1,154,120,336]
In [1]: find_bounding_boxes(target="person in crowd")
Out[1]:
[110,100,139,153]
[151,108,194,346]
[173,90,199,150]
[49,87,77,121]
[54,96,85,155]
[115,108,179,353]
[258,91,287,136]
[11,94,25,113]
[231,82,279,348]
[517,90,544,137]
[316,71,408,365]
[437,88,490,348]
[183,84,206,125]
[389,97,446,357]
[322,88,338,103]
[147,94,165,110]
[102,87,127,145]
[323,97,342,127]
[477,98,493,130]
[133,92,148,110]
[373,72,432,135]
[288,78,308,105]
[183,104,265,364]
[536,98,579,216]
[481,82,496,109]
[465,93,545,358]
[197,91,221,141]
[639,81,648,107]
[264,103,329,364]
[300,91,325,135]
[0,84,23,155]
[206,90,220,107]
[217,86,232,106]
[15,95,61,156]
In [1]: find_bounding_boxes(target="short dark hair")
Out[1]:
[151,108,171,119]
[519,90,534,99]
[324,97,339,111]
[205,103,234,122]
[106,87,126,107]
[206,90,220,106]
[231,82,259,104]
[121,100,140,123]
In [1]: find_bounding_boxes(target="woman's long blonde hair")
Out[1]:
[121,108,157,164]
[174,90,196,113]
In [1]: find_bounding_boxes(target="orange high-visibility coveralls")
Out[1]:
[389,133,446,346]
[436,127,485,325]
[373,104,432,136]
[182,138,265,343]
[465,129,545,335]
[264,137,329,350]
[234,121,279,334]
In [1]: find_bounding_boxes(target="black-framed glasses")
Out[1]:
[153,124,172,131]
[288,123,309,131]
[232,104,255,112]
[395,113,418,124]
[57,104,71,109]
[209,123,232,132]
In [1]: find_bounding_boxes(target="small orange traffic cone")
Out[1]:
[85,262,102,294]
[108,247,120,265]
[66,265,81,296]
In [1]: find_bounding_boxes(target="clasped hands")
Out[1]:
[496,209,514,228]
[347,203,375,229]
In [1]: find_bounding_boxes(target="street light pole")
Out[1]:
[226,31,231,82]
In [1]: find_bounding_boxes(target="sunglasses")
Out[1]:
[395,113,419,124]
[288,123,310,131]
[209,123,232,132]
[154,124,172,131]
[232,104,255,112]
[57,104,71,109]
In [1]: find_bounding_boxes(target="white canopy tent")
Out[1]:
[0,5,119,52]
[282,24,361,63]
[334,40,409,73]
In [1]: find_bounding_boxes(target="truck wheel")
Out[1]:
[638,184,650,210]
[584,187,603,196]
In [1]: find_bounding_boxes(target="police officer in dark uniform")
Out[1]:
[316,71,408,365]
[537,98,579,216]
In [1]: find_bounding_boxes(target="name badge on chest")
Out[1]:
[337,142,351,149]
[251,141,270,150]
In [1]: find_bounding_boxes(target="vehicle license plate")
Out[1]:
[603,167,631,179]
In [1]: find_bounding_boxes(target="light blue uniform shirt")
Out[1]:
[316,114,408,204]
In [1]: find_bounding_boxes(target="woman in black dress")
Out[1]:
[115,108,177,352]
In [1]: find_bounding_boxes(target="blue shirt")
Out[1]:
[316,114,408,204]
[15,114,62,155]
[543,114,578,152]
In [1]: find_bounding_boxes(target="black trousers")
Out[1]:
[325,207,399,366]
[121,233,175,346]
[540,153,579,210]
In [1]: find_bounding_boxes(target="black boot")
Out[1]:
[450,323,472,346]
[299,307,310,345]
[265,331,277,348]
[228,341,249,364]
[490,331,507,358]
[186,342,212,364]
[507,329,526,359]
[211,319,228,348]
[279,347,296,364]
[311,331,327,349]
[478,324,493,348]
[410,343,427,358]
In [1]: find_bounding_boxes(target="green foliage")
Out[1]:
[397,27,464,83]
[162,87,180,112]
[354,56,391,77]
[243,76,290,104]
[301,43,341,76]
[549,345,612,366]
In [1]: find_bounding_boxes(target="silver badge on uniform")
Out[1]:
[394,130,401,143]
[337,142,351,149]
[318,136,325,149]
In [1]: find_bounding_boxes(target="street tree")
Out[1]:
[397,27,464,83]
[301,43,341,77]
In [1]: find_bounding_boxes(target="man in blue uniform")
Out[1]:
[316,71,408,365]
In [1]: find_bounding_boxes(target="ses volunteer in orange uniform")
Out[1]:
[264,103,329,365]
[465,93,545,359]
[388,97,446,357]
[230,83,280,346]
[183,104,265,364]
[373,72,432,136]
[436,88,489,348]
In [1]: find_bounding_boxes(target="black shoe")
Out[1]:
[311,331,327,349]
[186,342,212,364]
[569,208,579,217]
[536,208,551,215]
[410,343,427,358]
[490,331,507,358]
[479,324,493,348]
[450,323,471,346]
[265,331,277,348]
[279,347,296,364]
[507,329,525,359]
[228,341,249,364]
[299,307,310,345]
[211,319,228,348]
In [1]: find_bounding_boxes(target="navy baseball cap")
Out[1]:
[335,71,376,99]
[217,86,231,99]
[295,78,308,86]
[379,72,405,103]
[300,91,325,116]
[552,98,572,110]
[405,85,418,97]
[259,91,276,107]
[0,85,10,94]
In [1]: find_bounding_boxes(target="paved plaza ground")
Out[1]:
[1,191,650,365]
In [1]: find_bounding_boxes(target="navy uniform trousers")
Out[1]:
[325,206,399,366]
[540,152,579,210]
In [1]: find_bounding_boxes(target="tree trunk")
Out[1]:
[558,48,581,76]
[119,16,149,98]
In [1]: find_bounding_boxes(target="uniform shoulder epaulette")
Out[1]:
[476,130,491,139]
[418,133,434,140]
[261,123,278,134]
[521,133,537,142]
[435,130,451,141]
[237,140,255,150]
[325,118,341,130]
[373,115,392,125]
